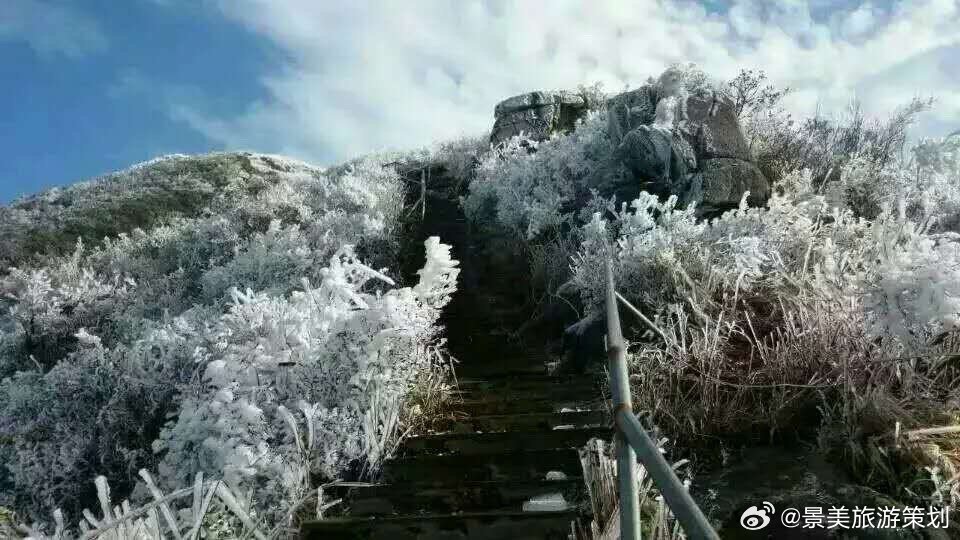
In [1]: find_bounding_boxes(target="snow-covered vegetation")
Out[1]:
[3,61,959,536]
[466,66,960,507]
[466,112,619,241]
[0,153,459,537]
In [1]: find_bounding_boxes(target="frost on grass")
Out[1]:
[0,151,460,535]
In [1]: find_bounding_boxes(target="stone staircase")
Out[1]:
[301,356,610,539]
[301,166,610,538]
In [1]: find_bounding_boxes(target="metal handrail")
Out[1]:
[604,258,719,540]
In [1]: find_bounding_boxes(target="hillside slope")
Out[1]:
[0,149,462,532]
[0,153,379,268]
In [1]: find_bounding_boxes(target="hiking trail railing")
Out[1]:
[604,258,719,540]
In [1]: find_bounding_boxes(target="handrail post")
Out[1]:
[604,258,720,540]
[605,258,641,540]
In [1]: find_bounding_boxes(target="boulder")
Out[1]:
[694,157,770,209]
[670,130,698,182]
[616,126,697,182]
[617,125,674,182]
[681,93,753,161]
[493,90,584,117]
[490,105,558,145]
[606,86,658,141]
[490,90,590,145]
[602,78,769,213]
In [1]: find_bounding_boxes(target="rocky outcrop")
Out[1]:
[490,90,591,145]
[486,68,771,217]
[604,68,770,215]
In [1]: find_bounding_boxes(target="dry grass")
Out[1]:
[401,344,459,435]
[622,282,960,507]
[577,438,691,540]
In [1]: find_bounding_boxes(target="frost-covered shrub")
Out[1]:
[2,241,138,372]
[573,183,960,350]
[461,114,621,315]
[725,68,932,189]
[910,136,960,231]
[568,182,960,502]
[465,112,619,241]
[0,153,406,372]
[421,134,490,183]
[153,239,457,521]
[0,154,270,266]
[574,189,852,321]
[0,318,199,523]
[0,237,456,529]
[0,151,449,530]
[0,350,117,516]
[860,212,960,346]
[1,154,405,363]
[0,152,404,268]
[818,134,960,237]
[199,221,316,301]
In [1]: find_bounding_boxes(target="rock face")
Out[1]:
[681,93,753,161]
[490,90,591,145]
[606,85,658,141]
[604,69,771,214]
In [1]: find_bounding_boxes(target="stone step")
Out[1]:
[301,510,579,540]
[333,477,585,516]
[383,448,583,484]
[457,373,601,390]
[450,410,609,433]
[451,383,600,404]
[455,364,552,379]
[402,427,610,456]
[454,379,600,400]
[453,396,605,416]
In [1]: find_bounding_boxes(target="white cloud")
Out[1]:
[173,0,960,165]
[837,3,881,38]
[0,0,107,58]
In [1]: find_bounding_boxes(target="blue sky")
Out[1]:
[2,0,959,204]
[0,1,278,202]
